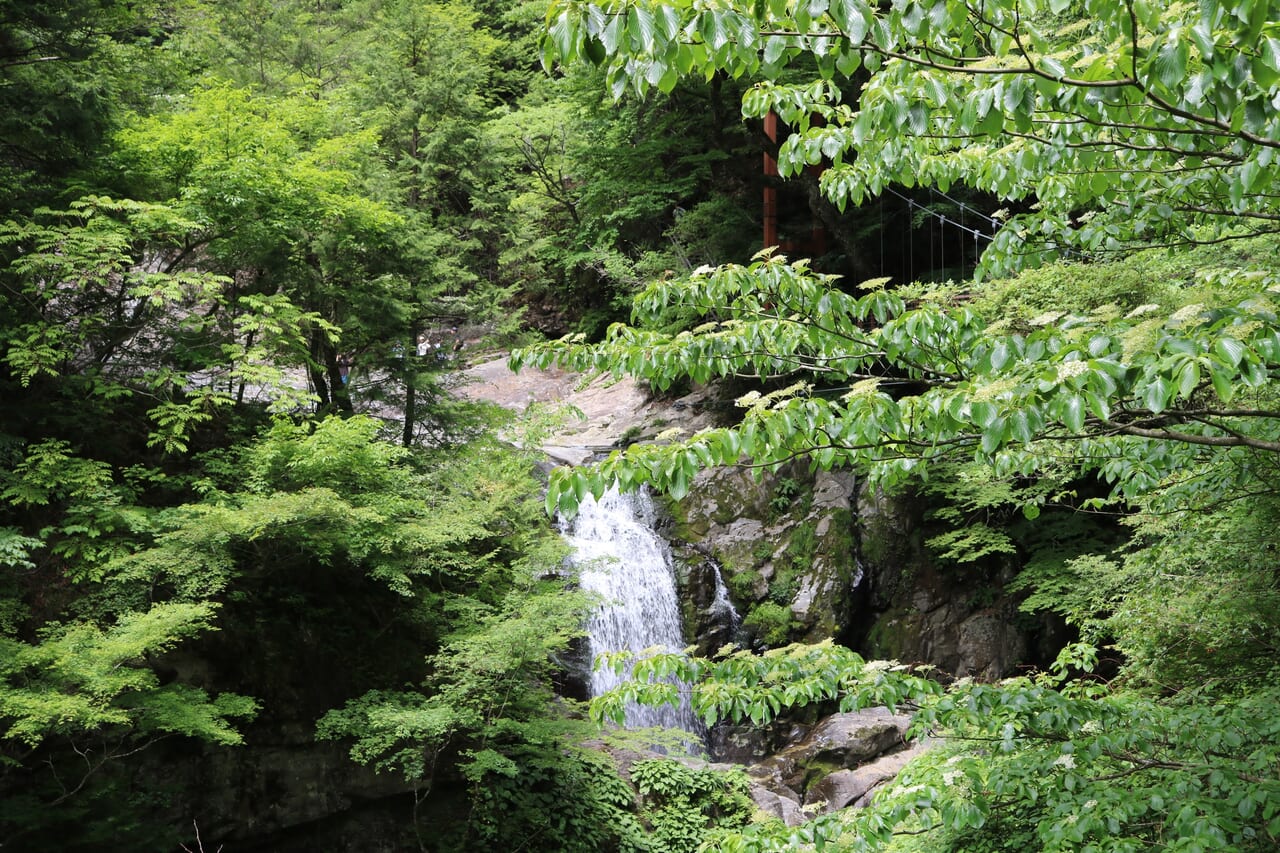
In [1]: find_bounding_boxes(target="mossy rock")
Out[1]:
[671,467,775,541]
[864,607,927,661]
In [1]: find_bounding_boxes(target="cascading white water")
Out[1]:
[561,486,702,734]
[709,561,742,634]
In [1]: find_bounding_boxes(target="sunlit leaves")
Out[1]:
[541,0,1280,276]
[589,640,940,729]
[518,251,1280,517]
[0,196,332,447]
[0,602,256,746]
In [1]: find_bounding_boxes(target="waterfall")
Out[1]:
[709,560,742,634]
[561,486,702,734]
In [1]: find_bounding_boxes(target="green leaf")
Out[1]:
[1142,376,1172,414]
[632,5,658,51]
[989,339,1012,370]
[1062,394,1086,433]
[1209,365,1237,402]
[1214,336,1246,366]
[699,11,729,51]
[1151,38,1190,88]
[764,35,786,65]
[656,4,682,41]
[1176,359,1200,398]
[601,13,624,52]
[981,417,1007,453]
[977,104,1004,137]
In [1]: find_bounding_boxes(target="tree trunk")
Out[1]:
[401,326,418,447]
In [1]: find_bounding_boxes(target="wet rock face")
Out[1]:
[854,482,1031,680]
[709,718,818,765]
[958,608,1028,677]
[669,465,1037,680]
[670,464,863,649]
[129,723,427,852]
[675,556,741,657]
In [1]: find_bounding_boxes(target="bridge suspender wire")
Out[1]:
[933,189,945,277]
[931,188,942,275]
[883,185,1088,262]
[930,184,1004,230]
[883,186,995,246]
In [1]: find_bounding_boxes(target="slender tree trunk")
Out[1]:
[236,330,255,405]
[402,326,417,447]
[402,125,423,446]
[308,329,331,410]
[709,73,725,153]
[326,345,353,415]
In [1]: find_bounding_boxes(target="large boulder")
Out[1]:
[709,718,815,765]
[805,742,929,812]
[749,786,807,827]
[745,708,912,802]
[783,707,911,768]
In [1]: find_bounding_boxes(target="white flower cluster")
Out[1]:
[1056,359,1090,381]
[1029,310,1065,326]
[1168,303,1206,328]
[842,378,882,401]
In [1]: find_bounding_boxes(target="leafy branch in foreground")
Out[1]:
[590,643,1280,852]
[514,250,1280,511]
[590,640,940,728]
[543,0,1280,275]
[0,603,257,748]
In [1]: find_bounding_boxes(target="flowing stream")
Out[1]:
[561,486,703,734]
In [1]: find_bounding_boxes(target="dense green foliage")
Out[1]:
[520,0,1280,849]
[543,0,1280,275]
[1,0,766,847]
[0,407,588,847]
[593,642,1280,851]
[631,758,756,851]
